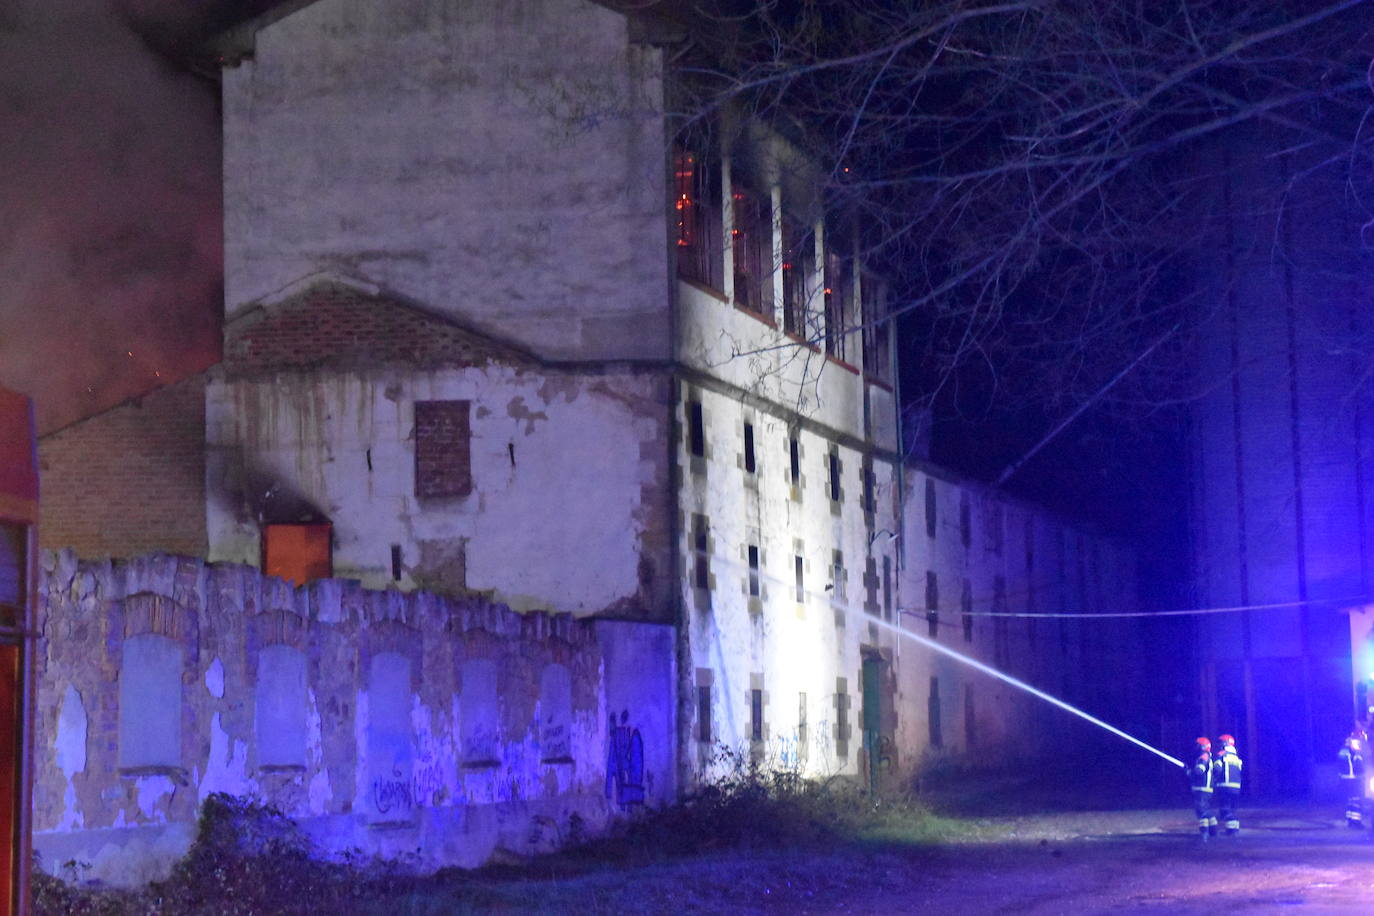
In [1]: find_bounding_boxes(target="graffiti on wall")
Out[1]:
[371,754,448,815]
[605,709,644,807]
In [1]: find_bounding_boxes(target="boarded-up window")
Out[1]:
[414,400,472,498]
[256,645,307,769]
[367,652,413,821]
[461,659,500,766]
[118,634,181,771]
[539,664,572,762]
[262,523,331,586]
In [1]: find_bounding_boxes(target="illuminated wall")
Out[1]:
[1188,135,1374,793]
[29,552,675,887]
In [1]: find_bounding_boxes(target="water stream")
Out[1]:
[872,615,1185,769]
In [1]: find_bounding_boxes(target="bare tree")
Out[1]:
[665,0,1374,433]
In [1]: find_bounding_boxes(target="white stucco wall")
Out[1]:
[676,380,902,782]
[222,0,670,362]
[205,365,669,616]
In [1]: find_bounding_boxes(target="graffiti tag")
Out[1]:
[605,709,645,807]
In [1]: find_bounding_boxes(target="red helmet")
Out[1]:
[1194,737,1211,751]
[1218,734,1235,748]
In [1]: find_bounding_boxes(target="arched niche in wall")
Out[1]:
[539,664,572,763]
[251,609,308,771]
[367,651,414,822]
[460,658,500,769]
[117,593,193,774]
[256,643,307,770]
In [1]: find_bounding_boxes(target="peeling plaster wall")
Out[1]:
[31,552,674,887]
[222,0,670,363]
[205,365,673,620]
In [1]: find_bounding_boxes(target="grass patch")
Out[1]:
[35,754,970,915]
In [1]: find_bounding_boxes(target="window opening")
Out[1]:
[743,422,756,474]
[692,514,710,590]
[687,400,705,458]
[673,148,723,289]
[747,545,761,597]
[414,400,472,498]
[732,183,771,315]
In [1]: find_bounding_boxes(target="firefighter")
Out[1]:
[1188,737,1217,840]
[1339,731,1365,828]
[1214,734,1244,835]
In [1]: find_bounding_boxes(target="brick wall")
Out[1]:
[225,282,534,376]
[37,375,207,558]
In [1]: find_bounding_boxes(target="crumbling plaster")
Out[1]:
[32,552,674,886]
[205,364,672,618]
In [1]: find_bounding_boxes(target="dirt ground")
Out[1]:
[842,804,1374,915]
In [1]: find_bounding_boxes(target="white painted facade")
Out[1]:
[206,0,1140,798]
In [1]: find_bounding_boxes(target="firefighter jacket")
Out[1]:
[1189,751,1214,792]
[1214,747,1243,790]
[1339,745,1364,782]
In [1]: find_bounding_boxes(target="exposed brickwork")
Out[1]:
[414,400,472,499]
[225,282,534,377]
[37,375,207,559]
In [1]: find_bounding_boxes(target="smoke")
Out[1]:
[0,0,224,433]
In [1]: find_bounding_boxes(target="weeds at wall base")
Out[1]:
[33,759,955,915]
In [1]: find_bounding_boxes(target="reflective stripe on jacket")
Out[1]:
[1189,753,1214,792]
[1215,749,1243,789]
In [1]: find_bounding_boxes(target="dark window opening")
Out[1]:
[924,478,937,538]
[673,147,724,290]
[861,274,891,382]
[692,514,710,590]
[928,677,942,748]
[862,458,875,514]
[697,685,712,743]
[962,579,974,643]
[743,422,756,474]
[794,554,805,603]
[789,436,801,485]
[835,679,849,758]
[732,183,772,316]
[827,451,841,502]
[415,400,472,499]
[824,254,846,362]
[882,556,892,621]
[782,220,814,338]
[964,684,976,749]
[390,544,402,581]
[687,400,705,458]
[747,545,761,597]
[823,250,850,359]
[925,570,939,638]
[750,688,764,742]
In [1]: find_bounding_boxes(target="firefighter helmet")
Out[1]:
[1194,737,1211,751]
[1218,734,1235,748]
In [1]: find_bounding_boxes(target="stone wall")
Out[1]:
[30,551,674,887]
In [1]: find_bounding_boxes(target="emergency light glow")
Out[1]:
[878,614,1187,769]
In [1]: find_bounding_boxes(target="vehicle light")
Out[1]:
[1366,775,1374,795]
